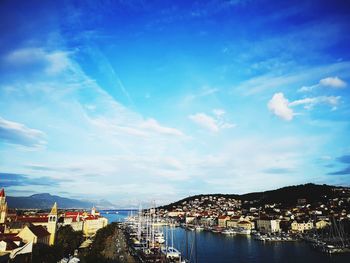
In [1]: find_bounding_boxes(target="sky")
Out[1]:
[0,0,350,207]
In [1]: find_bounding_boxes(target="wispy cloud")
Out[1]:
[327,154,350,175]
[289,96,340,110]
[0,117,46,148]
[336,155,350,164]
[0,172,65,187]
[268,93,341,121]
[4,47,70,75]
[236,62,350,96]
[140,118,184,137]
[189,110,235,132]
[298,76,347,92]
[263,167,294,174]
[189,113,220,132]
[328,166,350,175]
[183,86,219,104]
[320,76,347,88]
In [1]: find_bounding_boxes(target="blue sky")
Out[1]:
[0,0,349,207]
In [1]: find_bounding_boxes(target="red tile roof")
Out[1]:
[65,212,84,217]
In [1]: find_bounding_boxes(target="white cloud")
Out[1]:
[268,93,341,120]
[0,117,46,148]
[213,109,225,117]
[183,86,219,103]
[267,93,294,121]
[189,113,219,132]
[319,76,346,88]
[236,62,350,95]
[4,48,70,74]
[289,96,340,110]
[297,84,318,92]
[189,111,235,132]
[140,118,184,137]
[298,76,346,92]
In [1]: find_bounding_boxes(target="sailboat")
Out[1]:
[161,223,187,263]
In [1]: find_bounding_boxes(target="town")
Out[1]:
[153,184,350,252]
[1,183,350,263]
[0,188,108,262]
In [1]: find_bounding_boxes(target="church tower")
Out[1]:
[47,202,58,245]
[0,189,8,224]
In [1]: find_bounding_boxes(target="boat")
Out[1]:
[211,227,223,233]
[195,225,204,231]
[222,229,235,235]
[233,227,251,235]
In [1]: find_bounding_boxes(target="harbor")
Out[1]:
[102,210,350,263]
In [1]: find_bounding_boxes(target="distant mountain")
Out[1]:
[6,193,117,209]
[160,183,350,210]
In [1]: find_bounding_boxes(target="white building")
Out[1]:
[256,219,280,233]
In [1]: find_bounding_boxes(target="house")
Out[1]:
[226,216,243,228]
[17,225,50,245]
[291,220,313,233]
[237,221,253,230]
[82,215,108,236]
[185,216,195,224]
[256,219,280,233]
[315,220,329,229]
[218,216,230,228]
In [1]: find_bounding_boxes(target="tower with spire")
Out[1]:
[0,188,8,224]
[47,202,58,245]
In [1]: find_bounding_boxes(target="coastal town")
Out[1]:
[1,184,350,262]
[122,184,350,262]
[156,185,350,240]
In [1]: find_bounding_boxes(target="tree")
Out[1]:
[55,225,84,257]
[32,243,60,263]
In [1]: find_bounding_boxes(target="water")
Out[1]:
[171,228,350,263]
[100,209,134,223]
[100,211,350,263]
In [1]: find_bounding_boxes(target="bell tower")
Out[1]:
[47,202,58,245]
[0,189,8,224]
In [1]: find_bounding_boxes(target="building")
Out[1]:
[17,225,50,245]
[15,203,58,245]
[0,240,18,253]
[0,234,22,253]
[226,216,243,228]
[315,220,329,229]
[62,212,84,232]
[291,220,313,233]
[218,216,230,228]
[82,214,108,236]
[256,219,280,233]
[185,216,195,224]
[0,189,8,224]
[47,203,58,245]
[237,221,253,230]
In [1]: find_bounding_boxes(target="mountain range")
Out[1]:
[6,193,117,210]
[6,183,350,210]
